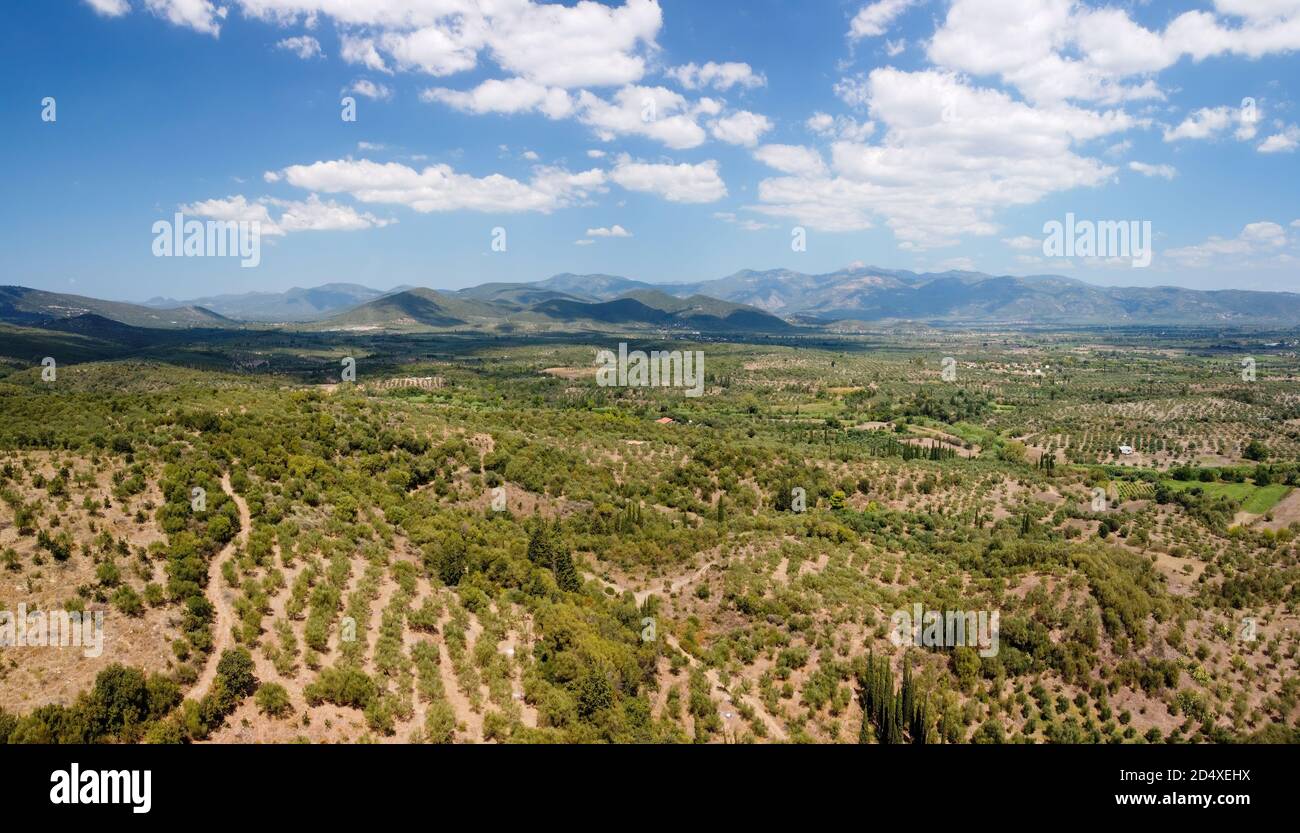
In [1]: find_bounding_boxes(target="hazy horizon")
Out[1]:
[70,266,1300,309]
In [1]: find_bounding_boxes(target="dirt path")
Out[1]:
[587,560,787,742]
[635,561,718,606]
[497,628,540,729]
[662,632,788,742]
[192,473,252,698]
[433,600,485,742]
[590,551,725,606]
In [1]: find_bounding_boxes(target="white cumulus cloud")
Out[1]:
[708,110,772,147]
[1166,221,1293,268]
[610,155,726,203]
[667,62,766,91]
[143,0,227,37]
[754,68,1129,245]
[585,224,632,237]
[1128,161,1177,179]
[276,35,322,59]
[754,145,828,178]
[422,78,573,119]
[850,0,919,40]
[1259,125,1300,153]
[180,194,394,236]
[84,0,130,16]
[346,79,393,100]
[268,158,607,214]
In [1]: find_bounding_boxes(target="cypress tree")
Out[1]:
[858,651,930,745]
[911,694,930,745]
[526,519,553,566]
[901,663,914,728]
[552,540,581,592]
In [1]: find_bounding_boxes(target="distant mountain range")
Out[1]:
[0,286,229,329]
[5,265,1300,337]
[143,282,407,322]
[520,268,1300,327]
[308,284,794,333]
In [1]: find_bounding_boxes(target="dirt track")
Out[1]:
[588,561,789,742]
[191,473,251,698]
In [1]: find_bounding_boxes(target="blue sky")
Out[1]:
[3,0,1299,302]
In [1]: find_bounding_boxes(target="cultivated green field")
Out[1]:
[1162,480,1291,515]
